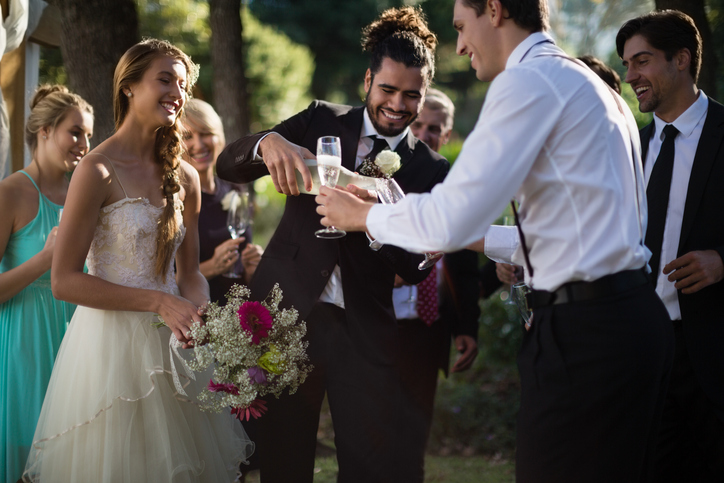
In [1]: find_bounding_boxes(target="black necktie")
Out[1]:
[645,124,680,282]
[366,136,389,162]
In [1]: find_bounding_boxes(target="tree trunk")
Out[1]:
[655,0,718,99]
[210,0,249,143]
[48,0,139,145]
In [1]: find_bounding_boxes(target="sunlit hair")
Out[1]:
[616,10,701,83]
[577,55,622,94]
[25,84,94,156]
[183,98,225,149]
[423,88,455,132]
[462,0,549,32]
[361,6,437,87]
[113,38,199,281]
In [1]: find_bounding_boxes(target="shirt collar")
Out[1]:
[506,31,556,69]
[653,90,708,140]
[362,107,409,151]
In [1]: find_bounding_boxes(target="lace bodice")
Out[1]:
[86,196,186,294]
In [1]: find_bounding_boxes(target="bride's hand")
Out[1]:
[157,293,204,348]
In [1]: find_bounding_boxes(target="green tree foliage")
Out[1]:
[242,8,314,132]
[136,1,313,131]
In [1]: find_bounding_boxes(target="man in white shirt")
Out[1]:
[316,1,674,481]
[618,10,724,481]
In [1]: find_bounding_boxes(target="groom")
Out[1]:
[216,7,448,482]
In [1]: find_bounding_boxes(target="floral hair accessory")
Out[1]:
[358,149,401,179]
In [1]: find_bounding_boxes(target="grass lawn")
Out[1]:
[243,455,515,482]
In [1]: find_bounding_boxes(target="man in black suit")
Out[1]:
[216,7,448,482]
[618,10,724,481]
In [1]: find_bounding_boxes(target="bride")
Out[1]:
[23,39,252,482]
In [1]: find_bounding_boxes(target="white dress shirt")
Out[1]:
[367,32,649,292]
[644,90,708,320]
[318,109,409,308]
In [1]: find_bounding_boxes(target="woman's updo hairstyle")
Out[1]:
[25,84,94,155]
[113,38,199,281]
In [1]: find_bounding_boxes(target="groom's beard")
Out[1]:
[365,94,417,138]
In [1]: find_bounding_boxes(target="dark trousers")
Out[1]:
[396,318,448,482]
[652,319,724,482]
[258,303,402,483]
[516,283,674,483]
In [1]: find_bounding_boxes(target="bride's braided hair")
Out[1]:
[113,39,199,281]
[361,6,437,86]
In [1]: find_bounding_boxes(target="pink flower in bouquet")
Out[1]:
[247,366,269,385]
[207,380,240,395]
[237,301,273,344]
[232,399,268,421]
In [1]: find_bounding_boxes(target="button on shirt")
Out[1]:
[644,90,708,320]
[318,109,409,308]
[366,32,649,292]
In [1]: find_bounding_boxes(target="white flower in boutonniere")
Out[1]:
[358,149,401,179]
[375,150,401,177]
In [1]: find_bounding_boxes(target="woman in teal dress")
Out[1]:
[0,85,93,482]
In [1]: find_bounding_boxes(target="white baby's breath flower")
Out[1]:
[375,150,401,176]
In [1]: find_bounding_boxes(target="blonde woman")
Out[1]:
[23,40,252,482]
[0,85,93,482]
[183,99,261,304]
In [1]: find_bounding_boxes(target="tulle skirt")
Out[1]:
[23,306,253,483]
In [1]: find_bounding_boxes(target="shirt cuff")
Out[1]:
[253,132,274,161]
[484,225,519,264]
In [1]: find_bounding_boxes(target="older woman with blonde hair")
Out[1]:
[183,98,261,305]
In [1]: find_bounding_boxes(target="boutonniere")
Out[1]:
[358,149,402,179]
[220,190,241,211]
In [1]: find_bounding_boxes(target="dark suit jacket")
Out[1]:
[217,100,450,366]
[641,96,724,420]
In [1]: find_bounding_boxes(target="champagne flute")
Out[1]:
[373,178,441,271]
[223,189,250,278]
[315,136,346,239]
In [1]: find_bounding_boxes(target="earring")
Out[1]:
[126,92,132,97]
[42,135,47,139]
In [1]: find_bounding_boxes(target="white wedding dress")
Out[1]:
[23,193,253,482]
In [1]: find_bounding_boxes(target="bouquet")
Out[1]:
[170,283,312,421]
[358,149,401,179]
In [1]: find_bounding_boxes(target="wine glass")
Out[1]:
[511,282,532,328]
[223,189,250,278]
[373,178,441,271]
[315,136,346,239]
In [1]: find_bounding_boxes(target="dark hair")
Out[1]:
[361,6,437,86]
[114,38,199,280]
[616,10,701,83]
[461,0,549,32]
[577,55,622,94]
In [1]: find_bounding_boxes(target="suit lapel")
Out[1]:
[639,122,654,167]
[679,98,724,251]
[339,107,365,171]
[391,132,416,178]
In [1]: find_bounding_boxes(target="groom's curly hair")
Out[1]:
[361,6,437,87]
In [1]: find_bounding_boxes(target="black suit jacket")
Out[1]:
[641,96,724,419]
[217,101,450,366]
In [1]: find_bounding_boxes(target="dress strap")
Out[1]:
[19,170,41,192]
[92,152,129,199]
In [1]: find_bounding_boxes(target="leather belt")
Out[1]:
[526,268,650,309]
